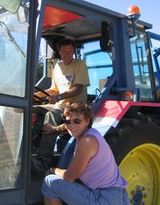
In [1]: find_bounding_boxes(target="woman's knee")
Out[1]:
[42,175,57,196]
[42,175,64,196]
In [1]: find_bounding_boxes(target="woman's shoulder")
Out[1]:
[81,128,101,147]
[78,133,99,156]
[84,128,108,148]
[84,128,101,137]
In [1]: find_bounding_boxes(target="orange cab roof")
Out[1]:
[43,5,82,29]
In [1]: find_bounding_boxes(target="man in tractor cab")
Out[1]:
[32,38,90,176]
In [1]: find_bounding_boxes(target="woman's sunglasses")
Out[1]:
[65,118,82,125]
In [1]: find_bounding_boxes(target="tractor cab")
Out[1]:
[0,1,160,204]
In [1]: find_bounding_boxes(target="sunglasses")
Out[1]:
[65,118,82,125]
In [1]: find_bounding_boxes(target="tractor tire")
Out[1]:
[105,113,160,205]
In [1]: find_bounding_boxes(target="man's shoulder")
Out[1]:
[72,59,87,71]
[73,59,86,65]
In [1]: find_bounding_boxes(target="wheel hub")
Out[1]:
[119,143,160,205]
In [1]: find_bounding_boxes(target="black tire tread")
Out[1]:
[105,113,160,164]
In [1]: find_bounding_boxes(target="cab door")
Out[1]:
[0,1,37,204]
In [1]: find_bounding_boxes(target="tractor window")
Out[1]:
[82,41,113,95]
[130,32,153,101]
[0,0,29,195]
[35,38,58,90]
[148,36,160,93]
[0,7,28,97]
[150,38,160,72]
[0,106,24,189]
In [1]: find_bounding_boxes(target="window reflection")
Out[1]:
[82,41,113,95]
[0,5,28,97]
[0,106,23,189]
[130,33,153,101]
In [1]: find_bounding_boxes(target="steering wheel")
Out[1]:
[33,86,50,105]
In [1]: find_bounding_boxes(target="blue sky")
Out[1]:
[84,0,159,34]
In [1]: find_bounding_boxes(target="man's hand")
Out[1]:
[42,123,67,135]
[42,123,57,134]
[49,95,59,104]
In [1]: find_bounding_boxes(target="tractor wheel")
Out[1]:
[106,114,160,205]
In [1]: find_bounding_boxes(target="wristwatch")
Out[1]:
[57,94,62,101]
[45,168,55,176]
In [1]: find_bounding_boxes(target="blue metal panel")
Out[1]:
[148,31,160,41]
[114,18,135,89]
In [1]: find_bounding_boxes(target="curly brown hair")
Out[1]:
[63,102,94,128]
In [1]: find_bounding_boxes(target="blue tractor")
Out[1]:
[0,1,160,204]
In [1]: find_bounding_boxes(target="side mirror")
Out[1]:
[100,22,113,52]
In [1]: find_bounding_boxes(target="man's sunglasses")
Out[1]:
[65,118,82,125]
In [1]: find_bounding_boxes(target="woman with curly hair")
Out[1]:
[41,102,129,205]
